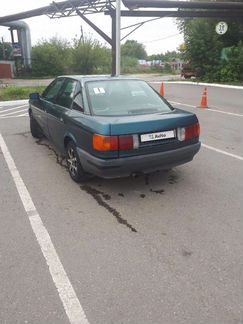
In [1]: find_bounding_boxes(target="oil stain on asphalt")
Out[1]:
[81,185,138,233]
[181,249,193,257]
[34,140,137,233]
[150,189,165,194]
[36,139,67,169]
[32,138,182,234]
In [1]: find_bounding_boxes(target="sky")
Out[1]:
[0,0,184,56]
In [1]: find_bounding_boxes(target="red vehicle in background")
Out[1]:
[181,63,200,79]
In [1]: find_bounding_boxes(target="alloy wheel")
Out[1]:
[67,147,78,177]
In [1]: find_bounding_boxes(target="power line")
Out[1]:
[143,33,181,43]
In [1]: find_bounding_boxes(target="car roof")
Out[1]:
[57,75,140,84]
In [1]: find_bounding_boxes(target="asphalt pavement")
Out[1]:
[0,81,242,324]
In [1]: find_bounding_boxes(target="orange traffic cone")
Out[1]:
[200,87,208,108]
[160,82,165,97]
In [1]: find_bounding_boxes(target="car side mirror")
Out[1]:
[29,92,40,101]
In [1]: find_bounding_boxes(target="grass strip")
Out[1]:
[0,86,45,101]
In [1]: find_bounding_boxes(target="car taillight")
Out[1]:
[185,123,200,140]
[119,135,134,150]
[93,134,118,151]
[178,123,200,141]
[93,134,138,151]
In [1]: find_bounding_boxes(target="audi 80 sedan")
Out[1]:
[29,76,200,182]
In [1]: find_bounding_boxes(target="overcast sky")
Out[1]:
[0,0,184,55]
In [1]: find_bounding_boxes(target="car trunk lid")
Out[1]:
[109,109,196,135]
[109,109,198,157]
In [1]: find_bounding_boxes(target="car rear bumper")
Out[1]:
[77,142,201,179]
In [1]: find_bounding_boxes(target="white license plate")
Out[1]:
[140,130,175,142]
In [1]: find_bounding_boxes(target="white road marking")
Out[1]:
[169,101,195,108]
[202,143,243,161]
[169,101,243,117]
[0,104,28,114]
[0,133,89,324]
[0,113,28,119]
[0,99,28,106]
[0,108,28,117]
[205,108,243,117]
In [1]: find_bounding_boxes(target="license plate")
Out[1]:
[140,130,175,142]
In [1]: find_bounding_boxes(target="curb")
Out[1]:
[150,81,243,90]
[0,99,28,106]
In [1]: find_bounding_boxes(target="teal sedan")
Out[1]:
[29,76,200,182]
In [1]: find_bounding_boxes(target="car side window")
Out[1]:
[56,79,78,109]
[42,78,65,102]
[72,82,84,112]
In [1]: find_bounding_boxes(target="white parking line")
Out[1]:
[202,143,243,161]
[0,133,89,324]
[0,108,28,117]
[0,113,28,119]
[0,104,28,114]
[169,101,243,117]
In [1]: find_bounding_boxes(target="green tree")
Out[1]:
[31,37,71,77]
[121,40,147,60]
[148,50,181,62]
[177,17,243,82]
[218,41,243,82]
[0,42,12,60]
[71,36,111,74]
[178,19,222,79]
[148,53,163,61]
[121,55,138,73]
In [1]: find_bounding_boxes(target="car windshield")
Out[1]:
[86,79,173,116]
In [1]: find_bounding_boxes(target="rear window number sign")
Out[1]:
[140,130,175,142]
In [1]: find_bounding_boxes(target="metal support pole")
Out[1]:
[10,29,15,44]
[1,37,5,60]
[76,10,112,45]
[115,0,121,76]
[111,10,116,76]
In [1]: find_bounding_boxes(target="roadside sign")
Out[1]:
[216,21,228,35]
[12,43,22,57]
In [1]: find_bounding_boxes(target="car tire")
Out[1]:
[66,141,89,183]
[30,113,43,138]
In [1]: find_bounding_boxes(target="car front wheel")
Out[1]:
[66,141,89,182]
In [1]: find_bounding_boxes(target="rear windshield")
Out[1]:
[86,79,173,116]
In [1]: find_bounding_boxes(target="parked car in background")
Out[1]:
[29,76,201,182]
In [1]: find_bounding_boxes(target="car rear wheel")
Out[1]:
[30,113,43,138]
[66,141,89,182]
